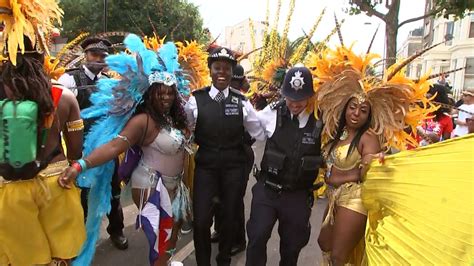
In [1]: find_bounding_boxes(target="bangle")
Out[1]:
[77,159,88,172]
[66,119,84,132]
[115,134,131,147]
[72,162,82,173]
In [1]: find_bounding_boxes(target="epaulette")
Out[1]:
[269,98,285,110]
[229,87,247,100]
[65,67,80,73]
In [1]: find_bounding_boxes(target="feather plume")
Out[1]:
[0,0,63,65]
[414,66,467,83]
[386,41,444,81]
[334,13,344,48]
[366,24,380,54]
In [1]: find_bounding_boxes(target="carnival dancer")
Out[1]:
[0,22,85,266]
[57,37,129,250]
[305,41,439,264]
[185,47,265,266]
[211,64,254,256]
[58,34,192,266]
[245,66,322,266]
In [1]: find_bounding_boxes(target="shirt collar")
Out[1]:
[82,65,102,81]
[290,110,311,128]
[210,85,229,99]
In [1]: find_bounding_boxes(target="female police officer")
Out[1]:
[185,47,265,266]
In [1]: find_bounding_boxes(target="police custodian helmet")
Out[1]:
[207,47,237,68]
[232,64,245,80]
[281,66,314,101]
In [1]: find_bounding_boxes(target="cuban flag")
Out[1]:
[137,177,174,265]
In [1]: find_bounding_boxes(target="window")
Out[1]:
[424,20,431,37]
[445,21,454,44]
[451,59,457,85]
[469,22,474,38]
[470,14,474,38]
[416,64,422,78]
[464,58,474,90]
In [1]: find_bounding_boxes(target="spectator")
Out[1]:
[453,88,474,137]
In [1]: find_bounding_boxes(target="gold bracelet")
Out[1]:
[66,119,84,132]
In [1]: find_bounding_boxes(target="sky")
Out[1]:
[188,0,427,56]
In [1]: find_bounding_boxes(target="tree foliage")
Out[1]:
[60,0,208,43]
[346,0,474,67]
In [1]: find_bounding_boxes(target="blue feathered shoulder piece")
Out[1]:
[73,33,188,266]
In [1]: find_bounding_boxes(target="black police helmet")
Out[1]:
[207,47,237,68]
[281,66,314,101]
[232,64,245,80]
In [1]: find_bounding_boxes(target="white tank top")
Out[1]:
[141,127,186,176]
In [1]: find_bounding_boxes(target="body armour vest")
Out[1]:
[67,68,100,134]
[194,87,246,167]
[260,101,323,190]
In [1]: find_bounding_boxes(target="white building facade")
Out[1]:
[422,10,474,99]
[224,18,266,71]
[397,28,423,79]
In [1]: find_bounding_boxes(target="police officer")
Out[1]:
[211,64,254,256]
[246,66,323,266]
[185,48,265,266]
[58,37,128,250]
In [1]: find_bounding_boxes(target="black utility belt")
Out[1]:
[258,175,307,193]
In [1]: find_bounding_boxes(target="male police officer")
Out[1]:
[246,66,323,266]
[58,37,128,250]
[210,64,254,256]
[185,48,265,266]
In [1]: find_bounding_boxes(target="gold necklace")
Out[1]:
[340,128,349,141]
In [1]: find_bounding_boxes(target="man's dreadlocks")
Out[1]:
[1,55,54,125]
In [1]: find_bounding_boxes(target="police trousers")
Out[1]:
[193,164,246,266]
[246,181,312,266]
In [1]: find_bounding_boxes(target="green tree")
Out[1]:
[60,0,208,43]
[347,0,474,67]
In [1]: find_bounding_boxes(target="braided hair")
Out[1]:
[137,83,188,131]
[1,55,53,125]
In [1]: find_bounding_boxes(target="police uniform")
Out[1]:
[212,64,254,255]
[57,38,128,249]
[246,67,323,266]
[185,48,265,266]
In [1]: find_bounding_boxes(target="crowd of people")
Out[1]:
[0,1,473,266]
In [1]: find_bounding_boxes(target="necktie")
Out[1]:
[215,91,225,102]
[292,115,299,127]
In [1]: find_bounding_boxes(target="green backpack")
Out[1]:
[0,100,39,168]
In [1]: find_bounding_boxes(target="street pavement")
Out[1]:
[92,141,326,265]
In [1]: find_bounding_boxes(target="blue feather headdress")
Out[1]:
[73,34,189,266]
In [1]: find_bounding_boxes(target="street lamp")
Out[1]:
[103,0,108,32]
